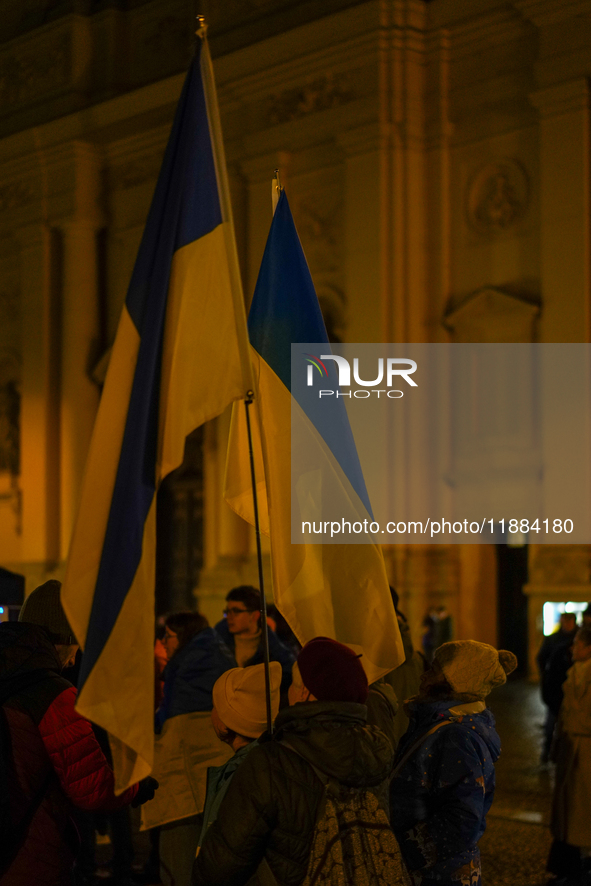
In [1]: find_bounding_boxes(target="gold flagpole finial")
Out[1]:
[272,169,283,215]
[196,15,207,39]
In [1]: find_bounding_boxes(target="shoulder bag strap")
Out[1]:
[391,718,456,778]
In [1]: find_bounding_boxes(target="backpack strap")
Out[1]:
[391,718,456,777]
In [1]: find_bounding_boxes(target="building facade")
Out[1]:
[1,0,590,673]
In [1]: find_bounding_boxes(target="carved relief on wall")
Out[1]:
[289,180,346,339]
[529,545,591,587]
[0,34,69,110]
[142,16,191,63]
[0,349,21,534]
[316,284,347,343]
[0,181,35,214]
[444,286,540,343]
[129,9,193,85]
[267,73,354,126]
[466,160,529,235]
[109,154,165,191]
[291,180,344,270]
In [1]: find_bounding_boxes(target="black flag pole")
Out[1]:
[241,172,285,736]
[244,392,274,735]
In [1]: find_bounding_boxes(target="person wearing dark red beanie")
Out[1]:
[193,635,404,886]
[294,636,369,704]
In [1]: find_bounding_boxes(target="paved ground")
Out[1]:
[481,679,553,886]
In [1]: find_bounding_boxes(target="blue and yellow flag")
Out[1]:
[62,38,252,791]
[225,191,403,682]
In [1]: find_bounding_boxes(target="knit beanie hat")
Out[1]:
[434,640,517,700]
[298,636,369,704]
[19,580,76,645]
[212,662,281,738]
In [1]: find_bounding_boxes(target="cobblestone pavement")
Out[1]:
[481,678,553,886]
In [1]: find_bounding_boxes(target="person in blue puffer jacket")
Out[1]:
[155,613,234,732]
[390,640,517,886]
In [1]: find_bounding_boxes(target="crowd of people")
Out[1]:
[13,578,582,886]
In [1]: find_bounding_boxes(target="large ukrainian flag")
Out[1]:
[62,38,252,792]
[225,191,403,682]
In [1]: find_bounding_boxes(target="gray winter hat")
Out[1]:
[19,579,76,645]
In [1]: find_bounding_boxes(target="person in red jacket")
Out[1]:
[0,579,157,885]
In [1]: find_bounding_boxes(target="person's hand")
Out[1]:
[131,776,159,807]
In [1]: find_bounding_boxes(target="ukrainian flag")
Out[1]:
[62,38,252,791]
[225,191,403,682]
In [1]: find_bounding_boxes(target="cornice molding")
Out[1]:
[530,77,591,117]
[514,0,591,27]
[448,7,530,57]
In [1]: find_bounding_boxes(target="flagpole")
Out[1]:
[200,13,274,734]
[244,391,273,735]
[197,16,254,397]
[239,173,285,735]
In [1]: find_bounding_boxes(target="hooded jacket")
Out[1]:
[389,698,501,884]
[0,622,138,886]
[192,698,395,886]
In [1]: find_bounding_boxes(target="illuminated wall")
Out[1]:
[0,0,589,672]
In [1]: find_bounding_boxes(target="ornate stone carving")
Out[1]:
[444,287,540,343]
[0,380,19,476]
[0,350,22,534]
[317,284,347,344]
[290,184,345,339]
[268,73,353,125]
[0,181,35,213]
[142,16,191,62]
[292,186,343,274]
[110,155,164,191]
[466,160,529,235]
[529,545,591,586]
[0,351,20,478]
[0,35,69,109]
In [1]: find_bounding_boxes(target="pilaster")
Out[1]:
[48,141,104,559]
[531,78,591,343]
[15,223,61,576]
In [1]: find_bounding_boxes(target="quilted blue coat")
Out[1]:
[155,627,234,731]
[389,698,501,886]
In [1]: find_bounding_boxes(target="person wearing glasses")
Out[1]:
[214,586,295,697]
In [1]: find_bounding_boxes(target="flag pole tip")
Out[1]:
[272,169,284,193]
[196,15,208,38]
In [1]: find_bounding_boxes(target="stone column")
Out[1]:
[59,217,102,559]
[532,79,591,343]
[38,142,105,560]
[17,223,61,584]
[524,80,591,675]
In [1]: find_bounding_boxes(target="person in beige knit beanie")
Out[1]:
[196,662,282,853]
[390,640,517,886]
[429,640,518,701]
